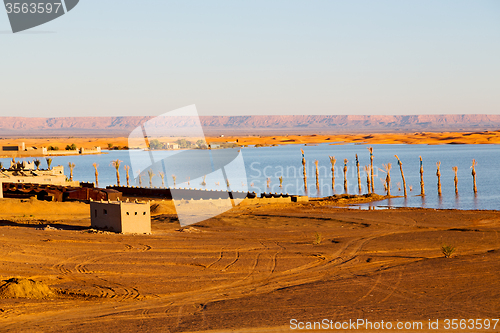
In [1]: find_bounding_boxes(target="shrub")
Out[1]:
[313,232,323,245]
[441,244,456,258]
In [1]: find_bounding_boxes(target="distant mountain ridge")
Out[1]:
[1,114,500,137]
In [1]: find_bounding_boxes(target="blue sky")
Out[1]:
[1,0,499,117]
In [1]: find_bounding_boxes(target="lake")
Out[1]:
[2,143,499,211]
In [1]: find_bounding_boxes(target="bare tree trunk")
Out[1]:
[436,161,442,196]
[301,149,307,192]
[369,147,374,193]
[419,156,425,196]
[315,160,319,190]
[343,159,348,194]
[364,165,371,194]
[356,154,361,194]
[452,166,458,194]
[383,163,392,196]
[394,155,407,197]
[471,159,477,193]
[329,156,336,193]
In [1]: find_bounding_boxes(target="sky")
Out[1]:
[0,0,499,117]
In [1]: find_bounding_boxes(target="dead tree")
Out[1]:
[419,156,425,196]
[452,166,458,194]
[471,159,478,193]
[343,159,348,194]
[329,156,336,193]
[436,161,442,196]
[364,165,371,194]
[394,155,407,197]
[368,147,375,193]
[301,149,307,192]
[356,154,361,194]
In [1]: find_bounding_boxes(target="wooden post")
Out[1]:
[369,147,375,193]
[356,154,361,194]
[343,159,348,194]
[452,166,458,194]
[471,159,478,193]
[436,161,442,196]
[315,160,319,190]
[394,155,407,197]
[419,156,425,196]
[329,156,336,193]
[364,165,371,194]
[301,149,307,192]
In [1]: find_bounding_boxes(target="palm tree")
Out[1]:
[158,172,165,187]
[148,169,155,187]
[34,159,41,170]
[46,158,53,170]
[110,159,122,186]
[93,163,99,187]
[172,175,176,187]
[124,165,130,186]
[68,162,75,181]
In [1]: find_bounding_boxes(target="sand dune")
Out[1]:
[1,130,499,157]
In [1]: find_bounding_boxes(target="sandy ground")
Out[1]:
[0,198,499,332]
[2,130,500,154]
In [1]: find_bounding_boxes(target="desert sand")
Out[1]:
[0,197,499,332]
[1,130,500,156]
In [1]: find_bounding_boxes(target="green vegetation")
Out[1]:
[313,232,323,245]
[65,143,77,151]
[441,244,456,258]
[175,139,192,149]
[47,146,59,151]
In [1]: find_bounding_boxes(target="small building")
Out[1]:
[90,200,151,234]
[165,143,179,150]
[1,164,77,187]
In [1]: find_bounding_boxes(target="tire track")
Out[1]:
[223,250,239,271]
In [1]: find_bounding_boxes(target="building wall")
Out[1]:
[90,201,123,232]
[120,203,151,234]
[90,201,151,234]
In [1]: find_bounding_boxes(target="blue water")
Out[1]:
[2,144,499,211]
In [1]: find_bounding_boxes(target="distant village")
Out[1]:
[0,142,101,158]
